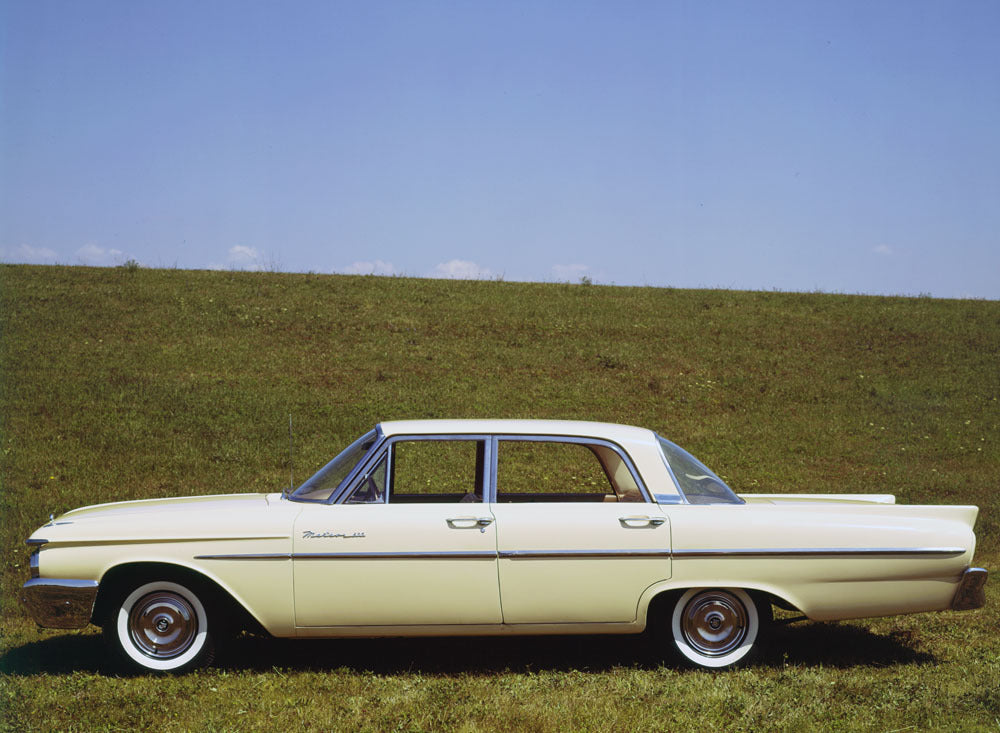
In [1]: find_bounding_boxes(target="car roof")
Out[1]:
[377,419,658,446]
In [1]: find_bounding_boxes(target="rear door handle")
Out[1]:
[619,516,665,528]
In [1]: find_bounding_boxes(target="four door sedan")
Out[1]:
[21,419,988,672]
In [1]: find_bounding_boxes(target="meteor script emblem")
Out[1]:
[302,530,365,539]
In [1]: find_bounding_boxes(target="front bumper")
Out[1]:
[951,567,988,611]
[21,578,99,629]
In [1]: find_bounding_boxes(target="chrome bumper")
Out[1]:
[951,567,988,611]
[21,578,99,629]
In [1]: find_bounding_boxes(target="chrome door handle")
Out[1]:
[446,517,494,531]
[619,516,665,528]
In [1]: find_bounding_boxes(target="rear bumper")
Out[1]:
[951,567,988,611]
[21,578,99,629]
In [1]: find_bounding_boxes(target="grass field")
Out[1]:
[1,264,997,731]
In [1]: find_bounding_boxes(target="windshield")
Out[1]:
[290,429,378,502]
[656,436,744,505]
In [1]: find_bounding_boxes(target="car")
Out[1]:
[21,419,988,672]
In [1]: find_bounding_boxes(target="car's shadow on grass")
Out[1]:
[1,633,108,675]
[1,621,935,676]
[757,621,935,669]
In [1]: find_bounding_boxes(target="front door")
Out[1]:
[293,437,501,627]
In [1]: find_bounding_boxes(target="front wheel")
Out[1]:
[105,580,215,673]
[667,588,764,669]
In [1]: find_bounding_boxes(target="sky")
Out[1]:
[2,1,998,299]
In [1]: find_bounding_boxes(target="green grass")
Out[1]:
[1,264,997,731]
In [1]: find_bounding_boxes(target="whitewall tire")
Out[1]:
[669,588,761,669]
[109,580,214,673]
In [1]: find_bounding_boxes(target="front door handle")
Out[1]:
[619,516,665,528]
[446,517,494,531]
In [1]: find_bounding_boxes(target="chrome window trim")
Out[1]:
[291,426,387,505]
[491,434,652,503]
[672,547,967,558]
[654,435,744,505]
[333,433,493,505]
[329,431,650,505]
[656,444,687,503]
[653,494,685,505]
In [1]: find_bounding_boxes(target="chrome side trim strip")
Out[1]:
[672,547,967,558]
[25,538,49,546]
[500,550,671,560]
[194,553,292,561]
[294,551,497,560]
[195,547,965,562]
[195,551,499,561]
[42,535,291,547]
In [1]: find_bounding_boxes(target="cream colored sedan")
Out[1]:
[22,419,988,672]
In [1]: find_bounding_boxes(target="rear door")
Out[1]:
[490,437,671,624]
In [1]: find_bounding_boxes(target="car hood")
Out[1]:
[29,493,298,546]
[58,493,272,521]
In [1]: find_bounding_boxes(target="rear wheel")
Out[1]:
[667,588,764,669]
[105,580,215,673]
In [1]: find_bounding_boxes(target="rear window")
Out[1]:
[656,436,744,505]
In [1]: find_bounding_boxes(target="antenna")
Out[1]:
[288,414,294,495]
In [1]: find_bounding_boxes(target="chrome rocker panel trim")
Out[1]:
[21,578,100,630]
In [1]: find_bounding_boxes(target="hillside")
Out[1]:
[1,264,997,730]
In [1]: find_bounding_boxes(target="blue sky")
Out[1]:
[2,1,998,298]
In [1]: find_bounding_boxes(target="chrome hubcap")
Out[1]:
[128,591,198,659]
[681,590,748,657]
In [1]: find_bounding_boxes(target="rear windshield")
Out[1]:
[656,436,744,505]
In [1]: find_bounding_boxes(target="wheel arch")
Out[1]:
[638,581,796,628]
[92,561,267,636]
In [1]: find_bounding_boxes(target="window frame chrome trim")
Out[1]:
[490,434,652,504]
[289,426,387,505]
[311,429,651,505]
[333,432,493,505]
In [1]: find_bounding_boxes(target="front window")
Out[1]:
[656,436,744,505]
[291,429,378,502]
[343,437,486,504]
